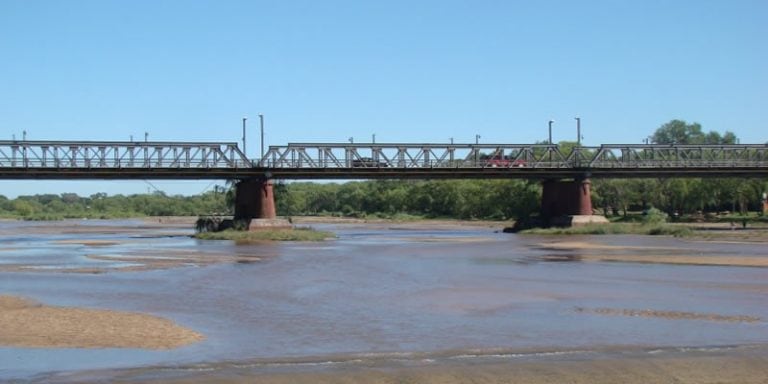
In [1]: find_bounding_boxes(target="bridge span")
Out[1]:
[2,140,767,224]
[1,140,768,179]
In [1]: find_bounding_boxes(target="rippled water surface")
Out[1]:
[1,220,767,380]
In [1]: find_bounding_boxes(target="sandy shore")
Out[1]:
[0,295,203,349]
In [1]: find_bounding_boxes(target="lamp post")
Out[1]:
[348,137,354,144]
[259,114,264,162]
[575,117,581,145]
[548,120,554,145]
[144,132,148,142]
[242,117,247,155]
[372,133,376,144]
[475,134,480,144]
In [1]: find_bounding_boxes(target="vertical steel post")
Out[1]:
[242,117,247,157]
[575,117,581,145]
[548,120,553,144]
[259,114,264,164]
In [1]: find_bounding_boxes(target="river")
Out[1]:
[0,219,767,382]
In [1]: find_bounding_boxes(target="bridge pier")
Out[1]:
[540,178,605,227]
[233,178,277,220]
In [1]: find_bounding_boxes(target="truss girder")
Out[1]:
[261,143,768,170]
[1,141,767,179]
[0,141,251,169]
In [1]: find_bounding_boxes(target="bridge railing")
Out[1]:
[0,141,252,169]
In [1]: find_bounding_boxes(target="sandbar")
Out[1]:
[0,295,203,349]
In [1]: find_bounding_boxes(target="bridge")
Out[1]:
[2,140,767,224]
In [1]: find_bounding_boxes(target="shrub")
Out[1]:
[642,208,668,224]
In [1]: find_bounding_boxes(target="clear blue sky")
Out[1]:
[1,0,766,197]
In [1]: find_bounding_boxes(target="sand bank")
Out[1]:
[0,295,203,349]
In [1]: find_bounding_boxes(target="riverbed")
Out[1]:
[1,219,767,382]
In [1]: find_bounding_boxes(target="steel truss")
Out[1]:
[264,143,768,169]
[1,140,767,179]
[0,141,250,169]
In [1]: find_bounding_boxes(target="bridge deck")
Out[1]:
[1,141,767,179]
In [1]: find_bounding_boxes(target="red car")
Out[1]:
[483,156,526,168]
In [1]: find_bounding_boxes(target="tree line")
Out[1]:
[0,190,229,220]
[0,120,765,221]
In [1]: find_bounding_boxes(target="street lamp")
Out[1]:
[475,134,481,144]
[450,137,454,144]
[242,117,247,155]
[372,133,376,143]
[144,132,148,142]
[259,114,264,162]
[349,137,354,144]
[574,117,581,145]
[548,120,554,145]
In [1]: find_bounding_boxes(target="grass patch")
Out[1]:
[194,227,335,242]
[520,223,692,237]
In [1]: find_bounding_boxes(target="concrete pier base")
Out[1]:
[247,218,292,231]
[549,215,609,227]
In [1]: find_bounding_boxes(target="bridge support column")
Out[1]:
[540,178,594,221]
[234,178,276,220]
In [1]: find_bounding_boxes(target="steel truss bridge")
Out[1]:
[1,140,767,179]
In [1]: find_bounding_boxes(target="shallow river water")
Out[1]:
[1,220,767,381]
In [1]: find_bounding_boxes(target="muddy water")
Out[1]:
[1,220,767,380]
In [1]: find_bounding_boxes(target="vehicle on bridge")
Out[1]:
[480,154,526,168]
[351,157,389,168]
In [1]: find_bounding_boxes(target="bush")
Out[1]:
[642,208,668,224]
